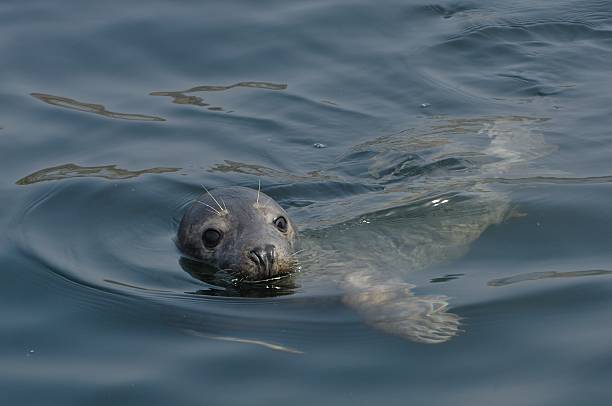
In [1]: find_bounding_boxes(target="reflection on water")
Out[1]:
[150,81,287,110]
[488,175,612,185]
[430,273,464,283]
[152,93,210,107]
[179,257,298,298]
[210,159,333,181]
[185,330,304,354]
[489,269,612,287]
[31,93,166,121]
[103,279,172,293]
[16,163,179,185]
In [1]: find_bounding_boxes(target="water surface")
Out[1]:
[2,0,612,404]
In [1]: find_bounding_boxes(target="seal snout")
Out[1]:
[248,244,277,278]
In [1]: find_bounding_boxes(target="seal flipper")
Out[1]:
[343,271,460,344]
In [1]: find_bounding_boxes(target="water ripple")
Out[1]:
[489,269,612,287]
[31,93,166,121]
[15,163,180,185]
[487,174,612,185]
[150,81,287,111]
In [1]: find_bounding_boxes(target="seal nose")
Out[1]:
[248,244,276,278]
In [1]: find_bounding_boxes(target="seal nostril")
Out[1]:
[248,245,277,277]
[248,249,264,267]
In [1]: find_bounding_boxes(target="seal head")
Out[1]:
[177,186,298,281]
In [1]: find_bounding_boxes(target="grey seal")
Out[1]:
[177,117,554,344]
[176,183,464,343]
[177,186,299,282]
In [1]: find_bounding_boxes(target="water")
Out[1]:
[2,0,612,404]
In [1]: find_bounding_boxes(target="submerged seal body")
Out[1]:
[177,186,299,281]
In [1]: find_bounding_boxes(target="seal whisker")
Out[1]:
[201,184,225,213]
[220,197,229,214]
[195,200,222,216]
[290,249,305,257]
[256,179,261,206]
[232,274,248,284]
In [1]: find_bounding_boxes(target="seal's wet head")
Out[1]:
[177,186,298,281]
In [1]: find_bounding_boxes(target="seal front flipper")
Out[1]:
[343,271,460,344]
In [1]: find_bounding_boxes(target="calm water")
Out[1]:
[2,0,612,404]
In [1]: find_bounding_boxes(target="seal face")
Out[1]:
[177,186,298,281]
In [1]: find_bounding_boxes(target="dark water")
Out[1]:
[3,0,612,404]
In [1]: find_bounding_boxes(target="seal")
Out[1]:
[176,117,554,344]
[177,184,464,343]
[177,186,299,282]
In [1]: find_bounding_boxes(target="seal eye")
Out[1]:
[274,216,288,233]
[202,228,222,248]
